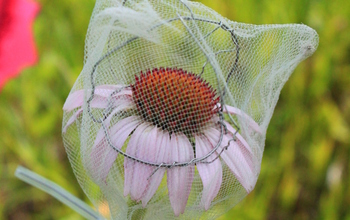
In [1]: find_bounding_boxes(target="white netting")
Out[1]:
[62,0,318,219]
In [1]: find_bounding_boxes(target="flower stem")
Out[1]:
[15,166,103,220]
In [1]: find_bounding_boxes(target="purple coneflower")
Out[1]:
[63,67,261,216]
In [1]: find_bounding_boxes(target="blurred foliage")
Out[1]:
[0,0,349,219]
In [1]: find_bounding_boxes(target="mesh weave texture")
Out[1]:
[62,0,318,219]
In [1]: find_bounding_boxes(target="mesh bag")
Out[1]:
[62,0,318,219]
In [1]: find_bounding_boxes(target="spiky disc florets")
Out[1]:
[132,67,219,134]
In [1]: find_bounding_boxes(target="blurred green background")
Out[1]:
[0,0,349,219]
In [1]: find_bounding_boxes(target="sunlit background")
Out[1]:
[1,0,349,219]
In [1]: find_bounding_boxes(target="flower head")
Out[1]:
[63,68,261,216]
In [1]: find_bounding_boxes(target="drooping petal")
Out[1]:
[205,127,256,193]
[63,85,132,111]
[93,85,132,98]
[62,108,83,133]
[63,90,85,111]
[63,90,134,133]
[123,123,149,197]
[109,116,141,149]
[224,121,254,156]
[141,129,170,207]
[195,135,222,210]
[222,105,262,134]
[128,125,159,201]
[90,116,141,183]
[167,133,194,216]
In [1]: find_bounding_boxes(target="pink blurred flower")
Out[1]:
[0,0,40,89]
[63,68,261,216]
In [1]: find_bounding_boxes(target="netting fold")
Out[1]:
[62,0,318,219]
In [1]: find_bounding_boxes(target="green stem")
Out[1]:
[15,166,103,220]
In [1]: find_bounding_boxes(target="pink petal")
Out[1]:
[109,116,141,148]
[94,85,132,98]
[0,0,40,89]
[90,116,141,183]
[222,105,262,134]
[224,121,253,156]
[63,93,133,133]
[62,108,83,133]
[195,135,222,210]
[124,123,149,197]
[63,90,85,111]
[89,137,116,183]
[205,127,256,193]
[63,85,132,111]
[127,126,159,201]
[167,133,194,216]
[142,129,170,207]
